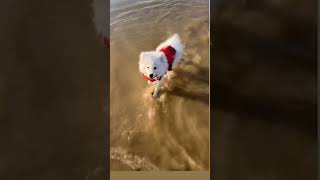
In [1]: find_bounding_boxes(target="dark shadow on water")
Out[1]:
[165,86,209,106]
[163,61,209,106]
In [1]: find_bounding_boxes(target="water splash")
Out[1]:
[111,147,159,170]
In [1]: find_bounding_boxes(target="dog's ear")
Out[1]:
[159,53,165,64]
[139,52,144,60]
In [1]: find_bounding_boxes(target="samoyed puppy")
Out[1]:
[139,34,184,98]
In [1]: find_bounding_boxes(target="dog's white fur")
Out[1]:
[139,34,184,97]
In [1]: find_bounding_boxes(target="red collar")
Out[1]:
[142,74,156,82]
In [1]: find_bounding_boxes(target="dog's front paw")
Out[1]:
[151,91,160,98]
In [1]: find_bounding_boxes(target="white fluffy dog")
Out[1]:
[139,34,184,98]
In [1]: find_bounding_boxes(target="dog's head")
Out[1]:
[139,51,168,79]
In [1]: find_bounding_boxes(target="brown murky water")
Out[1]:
[110,0,209,171]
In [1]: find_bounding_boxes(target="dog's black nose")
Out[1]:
[149,74,153,78]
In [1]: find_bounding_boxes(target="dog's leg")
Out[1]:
[153,80,162,98]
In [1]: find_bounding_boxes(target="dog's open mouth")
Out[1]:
[142,74,157,82]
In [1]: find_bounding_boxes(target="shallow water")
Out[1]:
[110,0,209,171]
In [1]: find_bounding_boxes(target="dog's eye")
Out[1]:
[154,67,157,70]
[147,67,149,69]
